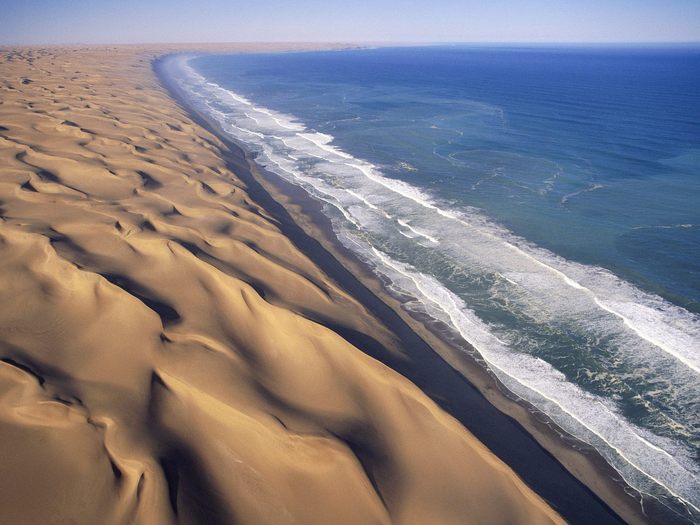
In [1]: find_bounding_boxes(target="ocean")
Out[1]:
[168,45,700,522]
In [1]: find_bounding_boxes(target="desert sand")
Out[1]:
[0,44,571,524]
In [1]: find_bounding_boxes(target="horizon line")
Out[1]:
[1,40,700,48]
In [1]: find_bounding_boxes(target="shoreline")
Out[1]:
[0,43,573,524]
[154,52,666,525]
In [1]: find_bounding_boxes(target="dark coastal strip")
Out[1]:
[155,54,642,525]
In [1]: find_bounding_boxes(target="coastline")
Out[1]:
[0,43,568,525]
[154,51,677,525]
[0,43,674,524]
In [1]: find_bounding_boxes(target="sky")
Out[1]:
[1,0,699,45]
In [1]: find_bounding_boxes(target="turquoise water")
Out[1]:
[171,46,700,521]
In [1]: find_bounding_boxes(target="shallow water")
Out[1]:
[172,46,700,522]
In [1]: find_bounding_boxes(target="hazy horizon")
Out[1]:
[2,0,699,46]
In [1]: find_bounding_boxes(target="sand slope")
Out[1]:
[0,45,564,524]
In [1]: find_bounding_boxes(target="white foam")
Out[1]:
[397,219,439,243]
[346,189,393,219]
[298,132,354,158]
[368,245,700,514]
[243,112,261,125]
[561,183,605,204]
[226,123,265,139]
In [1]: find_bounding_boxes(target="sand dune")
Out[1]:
[0,45,564,524]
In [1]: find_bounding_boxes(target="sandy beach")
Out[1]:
[0,44,645,524]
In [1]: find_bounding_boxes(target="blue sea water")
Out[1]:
[169,46,700,521]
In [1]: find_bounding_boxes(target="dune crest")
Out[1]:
[0,46,564,524]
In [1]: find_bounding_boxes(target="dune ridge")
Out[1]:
[0,45,564,524]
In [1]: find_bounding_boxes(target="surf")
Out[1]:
[169,53,700,522]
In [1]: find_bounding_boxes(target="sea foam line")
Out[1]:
[339,159,700,376]
[369,245,700,515]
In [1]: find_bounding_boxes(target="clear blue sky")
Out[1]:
[1,0,699,45]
